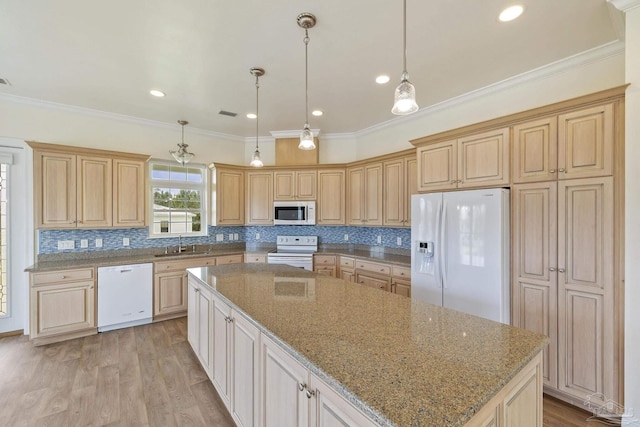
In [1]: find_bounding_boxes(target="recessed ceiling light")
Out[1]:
[312,110,323,117]
[247,113,257,119]
[376,75,390,84]
[499,5,524,22]
[149,89,165,97]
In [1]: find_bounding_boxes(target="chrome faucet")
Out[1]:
[178,235,186,252]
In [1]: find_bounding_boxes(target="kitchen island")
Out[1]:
[187,263,547,427]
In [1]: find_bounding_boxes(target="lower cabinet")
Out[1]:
[29,267,97,344]
[313,255,337,277]
[355,272,389,291]
[154,271,188,318]
[187,278,214,376]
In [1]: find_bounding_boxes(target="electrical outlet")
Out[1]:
[216,234,223,242]
[80,239,88,248]
[123,237,130,246]
[233,233,239,240]
[95,238,103,248]
[397,237,402,246]
[377,235,382,245]
[344,234,349,241]
[228,233,233,241]
[256,233,260,240]
[57,240,75,250]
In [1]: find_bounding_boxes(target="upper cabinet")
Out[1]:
[273,170,317,201]
[214,166,245,225]
[417,128,509,192]
[383,154,416,227]
[513,103,614,183]
[246,171,273,225]
[347,162,382,226]
[317,169,345,225]
[29,142,149,229]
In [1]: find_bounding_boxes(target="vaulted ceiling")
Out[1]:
[0,0,622,138]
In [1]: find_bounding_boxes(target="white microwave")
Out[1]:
[273,201,316,225]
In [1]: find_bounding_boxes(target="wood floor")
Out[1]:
[0,318,600,427]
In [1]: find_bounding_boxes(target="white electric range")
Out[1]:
[266,235,317,271]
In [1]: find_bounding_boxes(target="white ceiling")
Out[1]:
[0,0,622,138]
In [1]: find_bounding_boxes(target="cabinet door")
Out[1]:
[405,157,417,226]
[364,163,383,226]
[187,279,199,354]
[347,167,364,225]
[355,273,389,292]
[231,312,260,427]
[417,140,457,192]
[295,171,317,200]
[311,373,376,427]
[339,269,355,283]
[196,285,214,377]
[274,171,295,200]
[383,159,405,227]
[512,117,558,184]
[34,151,77,228]
[557,177,614,403]
[216,168,245,225]
[113,158,146,227]
[391,278,411,298]
[154,272,188,318]
[261,335,309,427]
[317,169,345,225]
[558,104,613,180]
[511,182,558,388]
[212,295,232,407]
[458,127,510,188]
[77,155,112,228]
[30,280,95,338]
[314,266,336,277]
[246,171,273,225]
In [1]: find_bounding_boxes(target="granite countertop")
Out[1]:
[314,247,410,267]
[187,263,547,427]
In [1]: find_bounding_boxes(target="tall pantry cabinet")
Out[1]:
[511,99,623,407]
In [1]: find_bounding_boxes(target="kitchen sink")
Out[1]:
[154,251,212,257]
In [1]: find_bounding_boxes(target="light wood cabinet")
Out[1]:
[153,256,216,320]
[417,128,509,192]
[347,163,382,226]
[215,167,245,225]
[29,142,149,229]
[338,256,355,283]
[317,169,346,225]
[512,104,614,184]
[313,255,336,277]
[274,170,317,200]
[113,158,146,227]
[29,267,96,343]
[245,254,267,263]
[355,272,389,292]
[383,155,417,227]
[246,171,273,225]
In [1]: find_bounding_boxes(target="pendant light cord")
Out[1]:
[402,0,407,75]
[304,29,310,126]
[255,74,260,150]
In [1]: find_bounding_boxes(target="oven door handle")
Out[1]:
[268,256,313,262]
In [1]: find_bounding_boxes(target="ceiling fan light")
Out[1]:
[298,124,316,150]
[392,76,418,115]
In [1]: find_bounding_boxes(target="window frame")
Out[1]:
[148,159,208,238]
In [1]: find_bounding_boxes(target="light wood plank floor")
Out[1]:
[0,318,234,427]
[0,318,601,426]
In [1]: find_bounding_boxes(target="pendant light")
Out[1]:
[297,12,316,150]
[249,67,265,168]
[391,0,419,115]
[170,120,195,165]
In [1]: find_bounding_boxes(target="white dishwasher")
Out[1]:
[98,263,153,332]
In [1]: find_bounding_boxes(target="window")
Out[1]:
[149,161,207,237]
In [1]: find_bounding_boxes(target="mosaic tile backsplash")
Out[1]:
[38,225,411,254]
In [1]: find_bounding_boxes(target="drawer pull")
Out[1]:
[60,275,66,279]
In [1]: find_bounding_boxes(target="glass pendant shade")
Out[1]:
[170,120,194,165]
[298,124,316,150]
[392,73,419,115]
[250,148,263,167]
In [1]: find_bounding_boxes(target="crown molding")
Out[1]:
[356,40,625,138]
[269,129,321,139]
[243,135,274,145]
[608,0,640,12]
[0,92,245,142]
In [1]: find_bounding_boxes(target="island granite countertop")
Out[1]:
[187,263,547,427]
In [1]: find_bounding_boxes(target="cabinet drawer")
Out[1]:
[391,266,411,279]
[314,255,336,266]
[245,254,266,263]
[31,268,94,286]
[356,260,390,276]
[339,257,355,268]
[217,254,244,265]
[155,257,215,272]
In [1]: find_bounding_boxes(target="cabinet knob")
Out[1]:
[298,383,306,392]
[305,389,316,399]
[450,180,457,184]
[195,288,200,293]
[549,267,556,272]
[558,168,566,173]
[558,268,565,273]
[60,275,66,279]
[550,169,556,174]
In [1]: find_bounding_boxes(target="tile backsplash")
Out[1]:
[38,225,411,254]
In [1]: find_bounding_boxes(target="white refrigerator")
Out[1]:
[411,188,510,324]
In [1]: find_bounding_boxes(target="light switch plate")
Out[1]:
[95,238,103,248]
[256,233,260,240]
[396,237,402,246]
[377,235,382,244]
[80,239,88,248]
[57,240,75,250]
[216,234,224,242]
[123,237,130,246]
[233,233,239,240]
[344,234,349,241]
[228,234,233,241]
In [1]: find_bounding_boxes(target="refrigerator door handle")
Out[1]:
[440,201,448,289]
[435,200,443,288]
